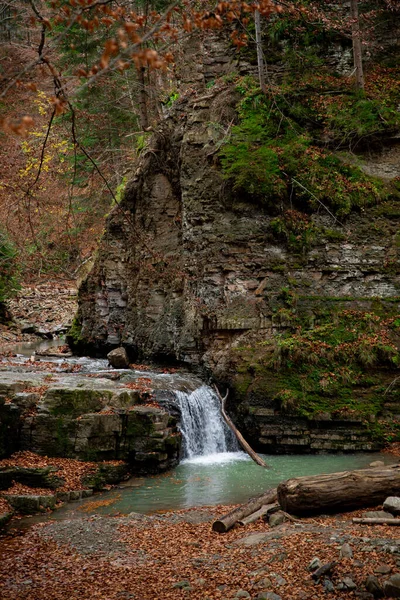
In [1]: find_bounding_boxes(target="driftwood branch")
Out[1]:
[238,503,279,526]
[212,489,277,533]
[213,385,268,468]
[352,518,400,525]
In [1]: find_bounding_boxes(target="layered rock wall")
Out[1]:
[71,32,400,452]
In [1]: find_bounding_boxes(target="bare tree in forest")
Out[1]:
[350,0,365,90]
[254,9,266,93]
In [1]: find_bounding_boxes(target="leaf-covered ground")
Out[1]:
[0,503,399,600]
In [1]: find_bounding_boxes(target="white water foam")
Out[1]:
[181,451,249,466]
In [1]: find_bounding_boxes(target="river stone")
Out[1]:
[383,497,400,516]
[235,590,250,598]
[340,542,353,559]
[268,573,286,587]
[172,580,191,590]
[323,578,335,593]
[374,565,391,575]
[365,575,384,598]
[362,511,393,519]
[308,557,322,571]
[269,511,286,527]
[257,594,282,600]
[257,577,272,589]
[107,347,129,369]
[383,574,400,598]
[342,577,357,590]
[369,461,384,467]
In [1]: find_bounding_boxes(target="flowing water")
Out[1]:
[28,385,396,522]
[174,386,237,458]
[1,347,396,523]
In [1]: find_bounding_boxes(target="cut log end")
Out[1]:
[212,520,228,533]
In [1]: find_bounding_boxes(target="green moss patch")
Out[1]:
[230,308,400,437]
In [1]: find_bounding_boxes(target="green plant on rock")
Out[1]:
[271,210,317,251]
[219,75,397,218]
[234,309,400,423]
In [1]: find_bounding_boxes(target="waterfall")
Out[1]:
[174,385,237,459]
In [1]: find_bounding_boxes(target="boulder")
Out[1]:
[383,496,400,516]
[107,347,130,369]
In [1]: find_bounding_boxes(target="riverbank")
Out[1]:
[0,502,399,600]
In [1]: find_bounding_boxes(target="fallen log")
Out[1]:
[352,518,400,525]
[212,489,277,533]
[238,503,279,526]
[278,464,400,516]
[214,386,268,468]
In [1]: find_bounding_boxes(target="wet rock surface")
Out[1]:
[0,359,203,472]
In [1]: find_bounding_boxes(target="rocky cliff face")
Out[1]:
[71,31,400,451]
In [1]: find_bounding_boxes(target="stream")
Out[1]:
[1,340,397,525]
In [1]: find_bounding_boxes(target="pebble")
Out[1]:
[374,564,391,575]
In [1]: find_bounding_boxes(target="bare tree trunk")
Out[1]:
[254,9,266,93]
[350,0,365,90]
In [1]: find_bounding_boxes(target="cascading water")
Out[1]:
[174,385,238,460]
